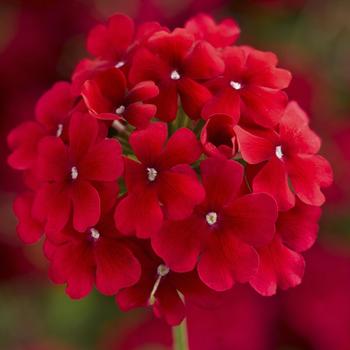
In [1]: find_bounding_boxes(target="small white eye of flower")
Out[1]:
[90,228,100,240]
[147,168,158,182]
[56,124,63,137]
[71,166,78,180]
[230,80,242,90]
[115,61,125,69]
[170,70,181,80]
[275,145,283,159]
[206,212,218,226]
[115,105,126,114]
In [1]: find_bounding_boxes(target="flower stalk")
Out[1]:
[173,318,189,350]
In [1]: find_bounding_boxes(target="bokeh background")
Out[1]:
[1,0,350,349]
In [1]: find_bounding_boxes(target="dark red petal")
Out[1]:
[234,126,276,164]
[36,136,69,181]
[201,88,240,121]
[287,154,333,206]
[280,101,321,155]
[225,193,277,247]
[158,166,205,220]
[200,157,244,207]
[126,81,159,103]
[198,233,258,291]
[35,81,73,128]
[114,190,163,238]
[7,122,46,171]
[153,80,179,122]
[92,181,120,214]
[183,41,224,80]
[116,282,151,311]
[277,199,321,252]
[148,28,193,63]
[129,48,170,84]
[241,87,288,128]
[245,48,291,89]
[50,240,95,299]
[200,115,237,159]
[45,186,71,234]
[154,283,186,326]
[129,122,167,165]
[123,103,155,129]
[250,235,305,296]
[152,217,204,272]
[95,238,141,295]
[14,192,43,244]
[178,78,212,120]
[160,128,201,169]
[123,158,148,192]
[71,181,100,232]
[79,138,123,181]
[185,14,240,48]
[253,157,295,211]
[69,112,99,161]
[87,13,134,60]
[82,68,126,115]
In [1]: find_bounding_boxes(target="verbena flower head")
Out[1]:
[8,12,333,326]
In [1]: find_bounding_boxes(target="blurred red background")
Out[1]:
[1,1,350,349]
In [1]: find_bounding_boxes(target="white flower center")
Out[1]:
[90,228,100,240]
[147,167,158,182]
[170,70,181,80]
[275,145,283,159]
[206,212,218,225]
[230,80,242,90]
[56,123,63,137]
[115,61,125,69]
[115,105,126,114]
[71,166,78,180]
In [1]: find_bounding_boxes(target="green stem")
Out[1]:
[172,319,189,350]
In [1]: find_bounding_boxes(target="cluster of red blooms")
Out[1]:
[8,13,332,325]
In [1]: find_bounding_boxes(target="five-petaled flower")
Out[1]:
[114,122,204,238]
[152,157,278,291]
[33,112,123,233]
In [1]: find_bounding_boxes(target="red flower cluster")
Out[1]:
[8,13,332,325]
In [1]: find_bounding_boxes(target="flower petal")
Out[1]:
[225,193,277,247]
[250,235,305,296]
[71,181,100,232]
[79,138,123,181]
[95,238,141,295]
[253,157,295,211]
[200,157,244,207]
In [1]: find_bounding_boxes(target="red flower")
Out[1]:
[114,122,204,238]
[237,101,333,210]
[200,114,237,158]
[152,156,278,291]
[250,197,321,296]
[116,242,211,326]
[13,191,45,244]
[45,210,141,299]
[72,14,166,95]
[7,82,75,170]
[33,112,123,233]
[87,13,165,65]
[202,46,292,127]
[129,28,224,121]
[185,13,240,48]
[82,67,159,129]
